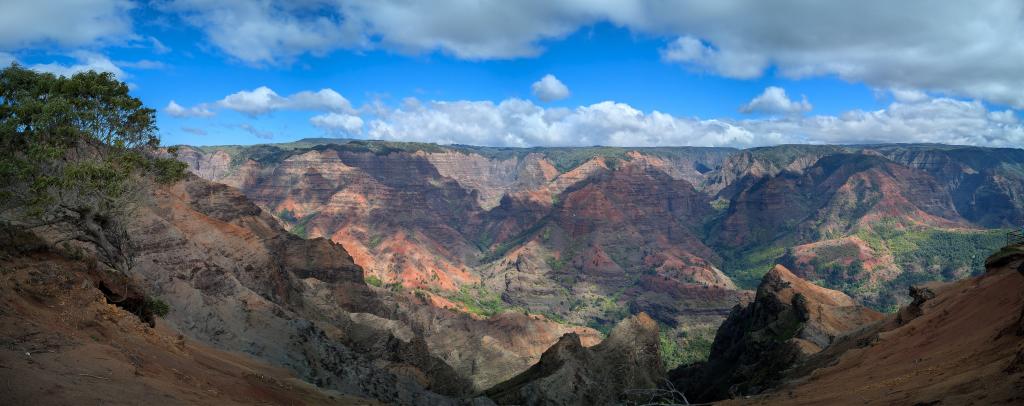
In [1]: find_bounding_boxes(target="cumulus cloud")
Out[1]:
[26,51,125,79]
[0,0,135,49]
[531,74,570,102]
[367,98,765,148]
[644,1,1024,108]
[310,113,364,134]
[2,51,169,81]
[159,1,1024,108]
[165,100,215,118]
[740,98,1023,147]
[217,86,353,116]
[162,0,364,65]
[364,96,1022,148]
[889,88,929,104]
[660,36,765,79]
[739,87,812,115]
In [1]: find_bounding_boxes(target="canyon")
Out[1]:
[174,140,1023,336]
[2,139,1022,404]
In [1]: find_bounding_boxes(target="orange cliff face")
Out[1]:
[172,141,1024,338]
[171,143,747,347]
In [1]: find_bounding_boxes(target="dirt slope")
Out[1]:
[0,252,374,406]
[726,251,1024,405]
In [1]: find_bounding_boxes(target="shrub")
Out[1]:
[0,64,182,273]
[144,297,170,317]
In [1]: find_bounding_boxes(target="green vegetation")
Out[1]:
[0,64,186,273]
[538,311,567,324]
[143,297,170,317]
[479,217,550,263]
[710,197,730,211]
[870,225,1004,310]
[288,212,319,238]
[545,255,567,271]
[365,234,384,249]
[365,275,383,287]
[742,144,851,170]
[859,222,1006,275]
[659,327,716,370]
[448,285,508,317]
[277,209,298,223]
[720,245,788,289]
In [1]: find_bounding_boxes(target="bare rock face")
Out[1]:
[132,175,471,404]
[873,144,1024,227]
[484,313,664,406]
[723,248,1024,405]
[673,265,882,402]
[0,251,375,406]
[714,153,966,250]
[128,174,602,402]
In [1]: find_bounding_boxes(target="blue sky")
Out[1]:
[2,1,1022,148]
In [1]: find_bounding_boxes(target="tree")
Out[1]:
[0,64,186,273]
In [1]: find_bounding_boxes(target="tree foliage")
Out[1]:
[0,64,186,273]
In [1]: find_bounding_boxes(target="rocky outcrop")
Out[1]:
[485,313,664,406]
[895,284,937,324]
[702,145,848,197]
[719,247,1024,405]
[714,153,967,250]
[129,174,603,400]
[0,250,374,406]
[132,175,470,404]
[871,144,1024,227]
[673,265,882,402]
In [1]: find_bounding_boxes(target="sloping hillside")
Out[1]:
[0,251,374,405]
[719,245,1024,405]
[173,140,1024,365]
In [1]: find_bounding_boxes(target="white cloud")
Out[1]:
[660,36,765,79]
[890,88,929,104]
[162,0,364,65]
[27,51,125,79]
[367,98,765,148]
[218,86,281,116]
[364,96,1022,148]
[643,1,1024,108]
[310,113,364,134]
[159,1,1024,108]
[739,87,812,115]
[165,100,215,118]
[739,98,1023,147]
[0,0,135,49]
[218,86,353,116]
[531,74,570,102]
